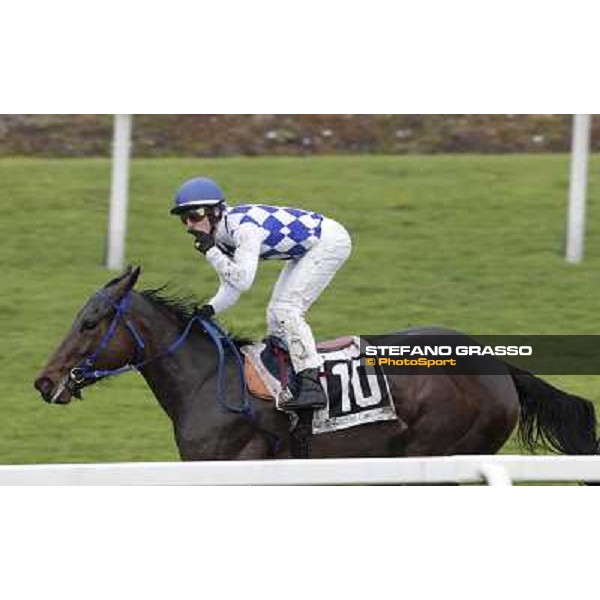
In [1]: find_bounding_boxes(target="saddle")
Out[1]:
[242,335,356,401]
[242,335,399,459]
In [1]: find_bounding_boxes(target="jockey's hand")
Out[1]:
[191,231,215,254]
[194,304,215,320]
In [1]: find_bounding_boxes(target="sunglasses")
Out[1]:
[179,208,208,224]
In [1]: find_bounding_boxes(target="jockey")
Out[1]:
[171,176,352,411]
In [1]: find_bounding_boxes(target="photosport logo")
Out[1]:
[359,335,600,375]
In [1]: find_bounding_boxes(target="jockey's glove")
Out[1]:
[191,231,215,254]
[194,304,215,320]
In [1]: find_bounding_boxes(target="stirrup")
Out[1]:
[276,386,327,412]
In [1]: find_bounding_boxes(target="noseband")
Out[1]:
[69,290,252,415]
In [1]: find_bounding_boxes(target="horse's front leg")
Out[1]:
[174,433,212,461]
[235,434,273,460]
[174,419,272,461]
[176,436,271,461]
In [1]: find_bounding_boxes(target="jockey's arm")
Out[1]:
[207,279,241,314]
[204,223,262,314]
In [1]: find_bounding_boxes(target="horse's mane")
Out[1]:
[139,285,252,347]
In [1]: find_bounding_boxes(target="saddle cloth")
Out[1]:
[241,336,398,434]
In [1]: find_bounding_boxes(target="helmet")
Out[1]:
[170,177,225,215]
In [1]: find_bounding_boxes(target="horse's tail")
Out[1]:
[509,365,598,455]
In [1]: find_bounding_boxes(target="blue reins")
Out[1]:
[71,291,253,417]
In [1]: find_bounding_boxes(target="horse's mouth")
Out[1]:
[35,370,88,405]
[48,375,74,404]
[37,375,83,405]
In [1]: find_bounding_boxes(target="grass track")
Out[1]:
[2,154,600,463]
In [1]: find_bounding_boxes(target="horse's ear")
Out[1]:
[127,265,141,288]
[110,265,141,300]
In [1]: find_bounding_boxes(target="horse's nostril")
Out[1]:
[34,376,54,399]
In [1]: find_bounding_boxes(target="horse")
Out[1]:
[33,266,598,461]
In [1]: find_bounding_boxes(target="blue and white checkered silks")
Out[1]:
[218,204,324,260]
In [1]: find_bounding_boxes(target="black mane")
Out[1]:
[139,286,252,347]
[141,286,196,323]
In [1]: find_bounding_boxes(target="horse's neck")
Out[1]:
[131,293,218,422]
[130,293,263,460]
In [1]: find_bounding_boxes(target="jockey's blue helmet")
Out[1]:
[170,177,226,215]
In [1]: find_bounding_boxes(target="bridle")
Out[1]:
[68,290,252,415]
[69,290,145,387]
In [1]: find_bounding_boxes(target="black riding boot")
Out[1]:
[278,368,327,411]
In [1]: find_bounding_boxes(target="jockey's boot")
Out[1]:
[278,368,327,411]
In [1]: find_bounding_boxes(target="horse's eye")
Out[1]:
[81,319,97,331]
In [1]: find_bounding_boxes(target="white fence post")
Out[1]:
[566,114,592,263]
[479,463,512,486]
[106,114,132,271]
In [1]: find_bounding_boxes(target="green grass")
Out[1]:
[3,154,600,464]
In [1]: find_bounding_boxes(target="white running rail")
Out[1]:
[0,455,600,485]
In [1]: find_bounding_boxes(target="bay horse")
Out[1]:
[34,266,598,461]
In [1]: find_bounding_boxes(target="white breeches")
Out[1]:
[266,218,352,372]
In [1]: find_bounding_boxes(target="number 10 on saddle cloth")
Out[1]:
[242,337,397,434]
